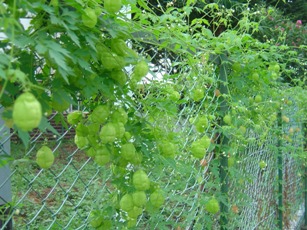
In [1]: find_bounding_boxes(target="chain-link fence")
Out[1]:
[1,44,306,230]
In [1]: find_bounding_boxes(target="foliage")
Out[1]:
[0,0,306,229]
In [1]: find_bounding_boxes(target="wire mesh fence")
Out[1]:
[0,46,306,230]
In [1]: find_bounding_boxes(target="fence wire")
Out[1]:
[0,47,306,230]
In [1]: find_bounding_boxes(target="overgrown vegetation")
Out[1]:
[0,0,306,229]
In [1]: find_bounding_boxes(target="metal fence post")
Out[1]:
[218,54,229,230]
[0,107,12,230]
[277,110,283,230]
[304,122,307,228]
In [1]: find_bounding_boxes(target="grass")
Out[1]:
[8,140,108,230]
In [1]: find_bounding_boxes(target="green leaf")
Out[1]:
[0,154,13,167]
[38,116,60,136]
[17,129,30,147]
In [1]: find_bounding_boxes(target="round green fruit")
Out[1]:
[74,135,89,149]
[121,143,136,161]
[89,211,103,228]
[82,8,97,28]
[132,170,150,191]
[205,197,219,214]
[239,125,247,134]
[133,61,149,81]
[90,105,110,124]
[158,141,177,158]
[36,146,54,169]
[110,70,127,86]
[120,194,134,212]
[228,157,235,167]
[114,122,125,138]
[190,136,210,159]
[132,191,147,207]
[259,160,267,169]
[195,116,209,132]
[99,123,117,143]
[101,52,125,70]
[13,92,42,131]
[223,114,231,125]
[282,115,290,123]
[95,154,111,166]
[104,0,122,14]
[149,190,165,208]
[232,62,241,72]
[76,123,89,136]
[191,88,204,102]
[110,39,128,57]
[111,107,128,124]
[251,72,259,81]
[67,111,82,125]
[128,206,143,218]
[191,142,204,159]
[254,95,262,103]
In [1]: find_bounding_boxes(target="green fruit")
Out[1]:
[95,154,111,166]
[191,88,204,102]
[90,105,110,124]
[13,92,42,131]
[228,157,235,167]
[232,62,241,72]
[82,8,97,28]
[87,135,99,147]
[259,160,267,169]
[168,90,180,101]
[239,125,246,134]
[110,70,127,86]
[205,197,219,214]
[273,64,280,72]
[271,72,278,80]
[190,142,203,158]
[67,111,82,125]
[120,194,134,212]
[195,116,209,132]
[131,152,143,165]
[104,0,122,14]
[111,107,128,124]
[36,146,54,169]
[132,191,147,207]
[158,141,177,158]
[110,39,128,57]
[127,219,137,228]
[133,61,149,81]
[89,211,103,228]
[101,52,125,70]
[124,132,132,140]
[127,206,143,218]
[282,115,290,123]
[200,135,211,148]
[96,146,110,155]
[87,123,101,136]
[74,135,89,149]
[223,114,231,125]
[121,143,136,161]
[132,170,150,191]
[86,147,96,157]
[76,123,89,136]
[190,136,211,159]
[251,72,259,81]
[149,190,165,208]
[113,122,125,138]
[99,123,117,143]
[254,95,262,103]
